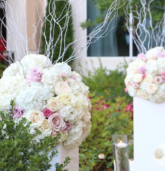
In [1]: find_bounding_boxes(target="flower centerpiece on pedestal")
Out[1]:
[125,46,165,103]
[0,54,91,149]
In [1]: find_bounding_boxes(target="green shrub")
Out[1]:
[79,95,133,171]
[0,62,6,78]
[41,0,74,63]
[81,60,132,102]
[0,101,70,171]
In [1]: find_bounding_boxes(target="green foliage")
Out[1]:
[41,0,74,63]
[79,96,133,171]
[55,157,70,171]
[82,0,165,29]
[0,62,6,78]
[0,101,70,171]
[81,59,132,102]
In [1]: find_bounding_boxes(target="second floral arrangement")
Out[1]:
[125,46,165,103]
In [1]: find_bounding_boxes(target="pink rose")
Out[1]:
[48,113,66,132]
[159,71,164,75]
[125,88,128,92]
[70,75,76,80]
[158,52,165,58]
[62,122,72,132]
[132,82,139,89]
[137,53,146,62]
[138,66,146,74]
[154,76,163,84]
[43,109,53,117]
[142,73,146,79]
[13,106,24,119]
[29,68,42,82]
[61,72,66,78]
[52,131,57,137]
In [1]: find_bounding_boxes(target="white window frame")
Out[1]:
[84,0,135,59]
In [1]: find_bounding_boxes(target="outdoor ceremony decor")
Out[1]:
[112,135,130,171]
[0,54,91,149]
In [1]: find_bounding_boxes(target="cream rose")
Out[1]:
[47,97,63,112]
[144,75,153,84]
[133,74,143,83]
[25,110,45,128]
[146,84,158,94]
[40,119,52,133]
[48,113,66,132]
[59,93,76,106]
[55,81,71,95]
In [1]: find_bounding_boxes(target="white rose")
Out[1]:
[24,110,45,128]
[125,74,134,84]
[133,74,143,83]
[59,93,76,106]
[146,48,158,60]
[144,75,153,84]
[55,81,71,95]
[146,84,158,94]
[47,97,63,112]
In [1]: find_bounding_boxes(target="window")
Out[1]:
[87,0,138,57]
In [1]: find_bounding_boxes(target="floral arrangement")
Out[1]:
[125,46,165,103]
[0,54,91,149]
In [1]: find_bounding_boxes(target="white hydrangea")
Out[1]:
[41,68,62,93]
[59,105,79,124]
[69,79,89,95]
[20,54,51,74]
[63,121,84,149]
[52,62,72,78]
[146,60,158,74]
[0,76,27,110]
[15,82,53,112]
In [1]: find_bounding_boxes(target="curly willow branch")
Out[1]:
[0,0,125,65]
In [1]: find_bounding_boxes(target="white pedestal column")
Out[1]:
[48,144,79,171]
[134,97,165,171]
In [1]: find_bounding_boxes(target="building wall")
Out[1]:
[7,0,134,70]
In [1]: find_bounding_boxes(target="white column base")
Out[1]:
[134,97,165,171]
[48,144,79,171]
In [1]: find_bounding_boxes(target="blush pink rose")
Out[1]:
[138,66,146,74]
[48,113,66,132]
[154,76,163,84]
[132,82,139,89]
[13,106,24,119]
[43,109,53,118]
[30,68,42,82]
[70,75,76,80]
[52,131,57,137]
[125,88,128,92]
[61,72,66,78]
[62,122,72,132]
[137,53,146,62]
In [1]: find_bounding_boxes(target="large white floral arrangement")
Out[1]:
[0,54,91,149]
[125,46,165,103]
